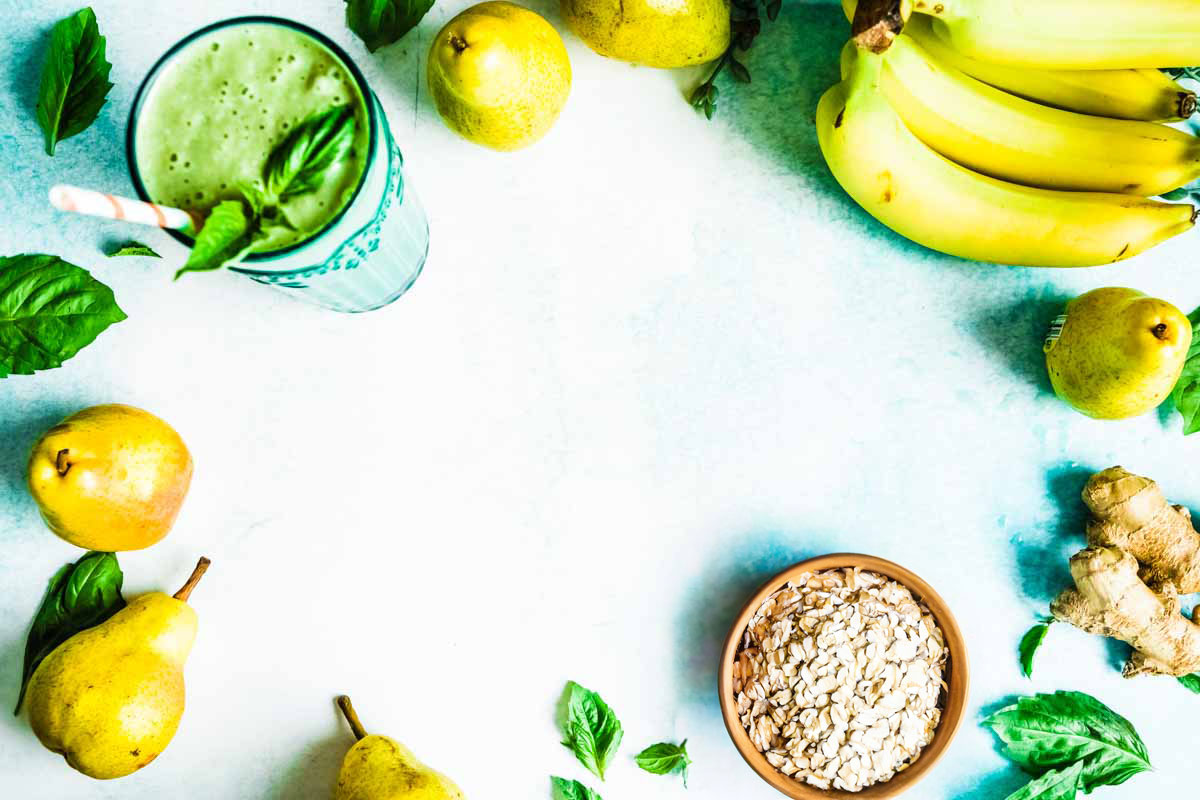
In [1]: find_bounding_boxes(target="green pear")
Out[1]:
[1045,287,1193,419]
[560,0,730,68]
[25,558,210,779]
[334,695,465,799]
[427,2,571,151]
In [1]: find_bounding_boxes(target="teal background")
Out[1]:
[0,1,1196,798]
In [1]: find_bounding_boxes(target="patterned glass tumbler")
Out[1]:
[127,17,429,313]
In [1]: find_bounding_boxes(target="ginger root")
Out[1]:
[1052,467,1200,678]
[1083,467,1200,593]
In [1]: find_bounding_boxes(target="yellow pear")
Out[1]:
[25,558,210,779]
[334,695,465,799]
[560,0,731,68]
[1045,287,1193,419]
[28,404,193,551]
[427,2,571,151]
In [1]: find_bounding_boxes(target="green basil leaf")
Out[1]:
[1005,761,1084,800]
[551,777,602,800]
[982,691,1150,794]
[1172,307,1200,435]
[36,7,114,156]
[263,105,357,201]
[635,739,691,786]
[0,254,126,377]
[1019,618,1053,679]
[1179,673,1200,693]
[345,0,435,52]
[176,200,257,278]
[15,551,126,713]
[106,241,161,258]
[560,681,623,781]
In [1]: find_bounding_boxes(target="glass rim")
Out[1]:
[124,15,378,264]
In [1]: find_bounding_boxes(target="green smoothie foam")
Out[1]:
[134,23,370,253]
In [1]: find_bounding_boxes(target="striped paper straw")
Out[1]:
[49,184,200,233]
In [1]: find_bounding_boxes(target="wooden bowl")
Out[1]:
[718,553,969,799]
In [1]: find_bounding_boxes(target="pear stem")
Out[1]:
[336,695,369,741]
[173,557,211,602]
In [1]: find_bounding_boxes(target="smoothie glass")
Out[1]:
[127,17,428,313]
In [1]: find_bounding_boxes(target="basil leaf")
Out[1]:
[1179,673,1200,694]
[176,200,257,278]
[106,241,161,258]
[551,777,602,800]
[36,7,114,156]
[1019,618,1053,679]
[0,254,126,377]
[1172,307,1200,435]
[345,0,434,52]
[1005,761,1084,800]
[263,105,357,201]
[982,692,1150,794]
[15,551,126,713]
[560,681,623,781]
[635,739,691,786]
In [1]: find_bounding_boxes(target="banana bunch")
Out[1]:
[821,0,1200,267]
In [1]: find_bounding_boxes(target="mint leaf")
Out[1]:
[983,691,1150,794]
[106,241,160,258]
[551,777,602,800]
[36,7,114,156]
[345,0,434,52]
[1005,761,1084,800]
[0,254,126,377]
[176,200,257,278]
[1172,307,1200,435]
[1019,617,1053,679]
[560,681,623,781]
[635,739,692,786]
[16,551,125,713]
[264,105,357,201]
[1179,673,1200,693]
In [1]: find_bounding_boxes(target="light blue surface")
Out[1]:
[0,1,1197,798]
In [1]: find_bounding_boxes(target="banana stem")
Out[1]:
[336,695,368,741]
[173,557,211,602]
[852,0,909,52]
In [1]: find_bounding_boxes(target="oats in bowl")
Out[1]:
[731,567,948,793]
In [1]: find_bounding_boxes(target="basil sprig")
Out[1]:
[1018,617,1053,679]
[983,691,1150,800]
[176,200,261,278]
[36,7,114,156]
[106,241,161,258]
[550,776,602,800]
[1172,307,1200,435]
[177,105,357,276]
[345,0,434,52]
[635,740,692,786]
[265,105,357,201]
[0,254,126,377]
[16,551,126,713]
[560,681,623,781]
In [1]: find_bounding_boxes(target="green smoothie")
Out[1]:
[134,23,370,252]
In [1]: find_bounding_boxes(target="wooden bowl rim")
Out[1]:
[717,553,970,800]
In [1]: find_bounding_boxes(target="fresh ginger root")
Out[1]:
[1083,467,1200,593]
[1052,467,1200,678]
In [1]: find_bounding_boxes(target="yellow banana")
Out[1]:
[816,44,1195,267]
[920,0,1200,70]
[879,33,1200,195]
[842,0,1196,121]
[904,15,1194,122]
